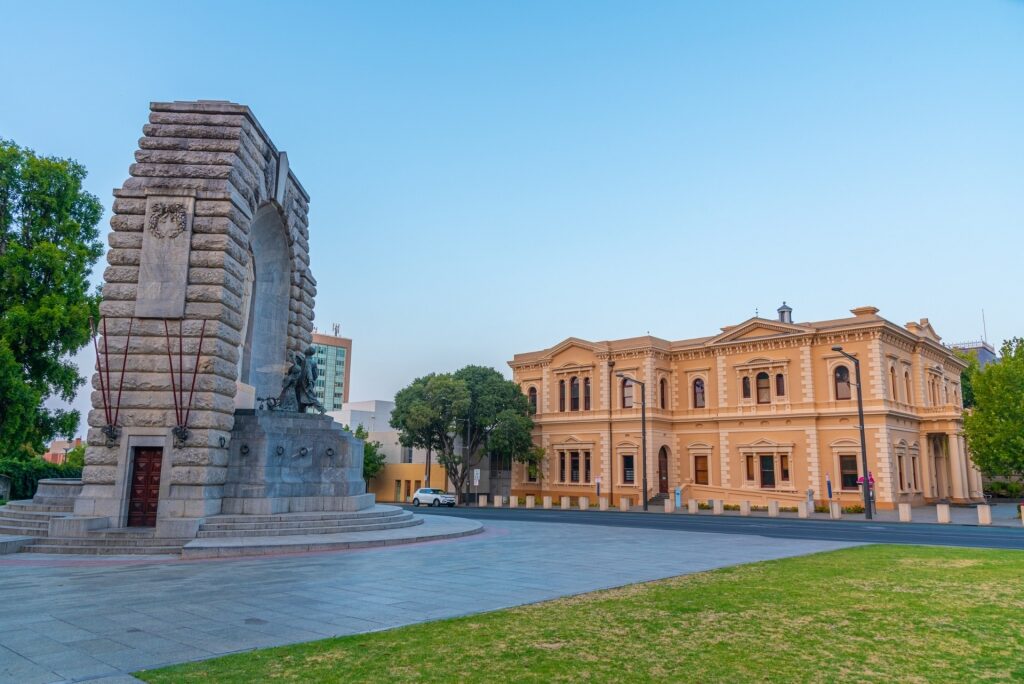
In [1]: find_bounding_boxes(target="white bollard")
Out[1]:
[578,496,589,511]
[687,499,698,514]
[1020,504,1024,527]
[829,502,842,520]
[936,503,950,524]
[492,495,503,508]
[619,496,631,512]
[713,499,723,515]
[599,496,609,511]
[509,496,518,508]
[898,503,911,522]
[977,505,992,526]
[740,501,751,516]
[797,501,808,519]
[560,496,571,510]
[768,501,779,518]
[525,495,535,509]
[542,496,552,510]
[664,497,675,513]
[478,495,488,508]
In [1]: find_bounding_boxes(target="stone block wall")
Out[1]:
[78,101,316,529]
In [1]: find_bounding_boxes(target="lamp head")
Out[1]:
[615,372,625,378]
[831,345,843,352]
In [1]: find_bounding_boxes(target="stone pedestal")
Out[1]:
[664,497,675,513]
[619,497,631,512]
[509,496,518,508]
[578,496,589,510]
[712,500,723,515]
[560,496,570,510]
[740,501,751,516]
[478,495,488,507]
[223,410,372,515]
[936,503,951,524]
[797,502,808,518]
[768,501,779,518]
[599,497,608,511]
[492,495,503,508]
[526,495,535,509]
[898,503,912,522]
[542,496,552,509]
[829,502,842,519]
[977,505,991,525]
[687,499,698,514]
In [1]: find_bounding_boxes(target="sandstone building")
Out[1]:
[508,305,983,510]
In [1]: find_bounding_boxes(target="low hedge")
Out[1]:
[0,457,82,500]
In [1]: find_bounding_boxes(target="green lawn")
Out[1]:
[138,545,1024,683]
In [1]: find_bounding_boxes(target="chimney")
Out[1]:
[777,301,793,324]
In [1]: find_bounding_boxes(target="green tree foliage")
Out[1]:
[0,457,82,500]
[963,338,1024,477]
[0,140,103,457]
[349,424,387,483]
[65,443,85,469]
[391,366,537,500]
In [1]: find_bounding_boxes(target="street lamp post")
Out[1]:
[831,346,873,519]
[616,372,648,511]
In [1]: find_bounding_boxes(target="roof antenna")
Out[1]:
[755,307,759,318]
[982,309,987,344]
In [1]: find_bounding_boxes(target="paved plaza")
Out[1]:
[0,518,856,683]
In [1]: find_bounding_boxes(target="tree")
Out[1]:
[963,338,1024,478]
[0,140,103,457]
[390,374,451,488]
[64,443,85,468]
[349,424,387,484]
[392,366,537,501]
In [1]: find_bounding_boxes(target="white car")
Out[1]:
[412,488,456,507]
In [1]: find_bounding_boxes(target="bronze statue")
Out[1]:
[274,347,326,414]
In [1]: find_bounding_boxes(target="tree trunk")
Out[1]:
[424,446,432,488]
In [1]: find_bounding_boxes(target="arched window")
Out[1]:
[775,373,785,397]
[621,379,634,409]
[693,379,706,408]
[583,378,591,410]
[742,376,751,399]
[570,376,580,411]
[659,378,668,410]
[756,372,771,404]
[559,379,566,412]
[905,371,912,404]
[527,387,538,413]
[890,367,898,400]
[834,365,851,400]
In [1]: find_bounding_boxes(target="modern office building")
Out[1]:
[508,304,983,510]
[312,328,352,411]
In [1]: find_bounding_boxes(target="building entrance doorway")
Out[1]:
[658,447,669,495]
[127,447,162,527]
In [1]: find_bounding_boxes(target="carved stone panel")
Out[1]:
[135,194,195,318]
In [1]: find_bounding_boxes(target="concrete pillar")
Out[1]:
[560,496,570,510]
[619,496,631,512]
[713,499,723,515]
[578,496,589,510]
[1020,504,1024,527]
[936,503,950,524]
[797,501,808,518]
[509,496,518,508]
[898,503,912,522]
[492,495,503,508]
[947,435,967,501]
[977,505,992,526]
[542,496,552,510]
[687,499,698,514]
[525,495,535,509]
[829,501,842,520]
[664,497,675,513]
[599,496,608,511]
[478,495,488,508]
[740,501,750,516]
[768,501,779,518]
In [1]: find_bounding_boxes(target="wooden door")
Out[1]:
[128,447,162,527]
[658,448,669,494]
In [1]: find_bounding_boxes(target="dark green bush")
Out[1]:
[843,504,866,514]
[0,457,82,500]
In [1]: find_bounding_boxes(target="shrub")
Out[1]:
[843,504,866,514]
[0,457,82,500]
[1006,482,1023,498]
[723,504,740,511]
[780,506,798,513]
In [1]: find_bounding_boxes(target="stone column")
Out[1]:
[947,434,968,502]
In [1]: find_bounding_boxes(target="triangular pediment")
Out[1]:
[545,337,597,359]
[708,318,814,345]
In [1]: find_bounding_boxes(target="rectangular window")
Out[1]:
[570,451,580,483]
[745,453,755,481]
[694,455,709,485]
[780,454,790,482]
[559,451,566,483]
[840,455,859,490]
[760,455,776,488]
[911,455,920,490]
[584,451,591,483]
[898,454,906,490]
[622,455,635,484]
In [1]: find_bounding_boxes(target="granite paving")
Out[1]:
[0,518,858,683]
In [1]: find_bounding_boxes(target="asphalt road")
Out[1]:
[404,505,1024,551]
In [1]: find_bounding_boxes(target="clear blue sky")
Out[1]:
[1,1,1022,433]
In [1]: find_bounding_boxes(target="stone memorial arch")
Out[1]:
[77,101,322,536]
